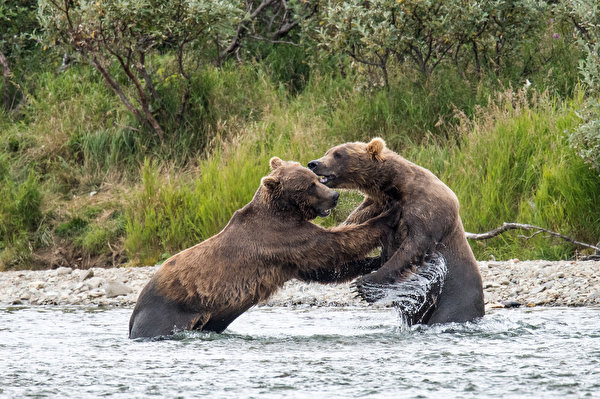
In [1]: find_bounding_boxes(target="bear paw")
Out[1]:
[351,276,389,303]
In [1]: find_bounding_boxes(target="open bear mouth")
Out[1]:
[317,208,332,217]
[318,175,336,185]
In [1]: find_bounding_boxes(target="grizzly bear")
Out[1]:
[129,157,398,339]
[308,138,484,324]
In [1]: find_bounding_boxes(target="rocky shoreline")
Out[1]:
[1,259,599,310]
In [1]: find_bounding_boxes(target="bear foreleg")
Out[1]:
[342,198,381,226]
[358,227,434,286]
[296,256,382,284]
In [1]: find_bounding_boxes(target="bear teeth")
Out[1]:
[319,176,328,184]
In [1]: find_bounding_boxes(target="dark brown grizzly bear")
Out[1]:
[308,138,484,324]
[129,157,399,339]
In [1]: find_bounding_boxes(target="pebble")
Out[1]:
[500,300,522,308]
[88,289,105,298]
[80,269,94,281]
[55,267,72,276]
[104,280,133,298]
[86,277,105,290]
[0,260,599,308]
[29,281,45,290]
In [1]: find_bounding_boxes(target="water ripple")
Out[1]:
[1,306,599,398]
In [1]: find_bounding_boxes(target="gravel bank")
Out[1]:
[1,260,599,309]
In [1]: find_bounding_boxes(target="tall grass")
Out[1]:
[0,162,44,269]
[124,83,600,264]
[407,89,600,259]
[2,51,598,268]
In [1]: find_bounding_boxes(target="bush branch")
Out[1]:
[465,222,600,252]
[219,0,277,62]
[0,50,14,110]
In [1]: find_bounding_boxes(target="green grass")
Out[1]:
[124,83,600,265]
[407,89,600,260]
[1,49,599,268]
[0,166,44,269]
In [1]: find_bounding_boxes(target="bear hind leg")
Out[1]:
[189,313,210,331]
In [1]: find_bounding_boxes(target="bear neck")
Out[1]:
[371,155,413,202]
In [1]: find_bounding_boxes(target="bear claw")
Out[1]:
[352,278,388,303]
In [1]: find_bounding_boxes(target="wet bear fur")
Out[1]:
[129,157,398,339]
[308,138,484,324]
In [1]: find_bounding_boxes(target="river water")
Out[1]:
[1,305,599,398]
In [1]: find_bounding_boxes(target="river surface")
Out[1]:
[1,306,599,398]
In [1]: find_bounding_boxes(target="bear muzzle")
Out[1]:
[308,160,336,186]
[316,191,339,217]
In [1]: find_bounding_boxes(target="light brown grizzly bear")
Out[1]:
[308,138,484,324]
[129,157,398,339]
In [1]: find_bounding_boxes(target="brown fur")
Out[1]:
[308,138,485,324]
[129,157,399,338]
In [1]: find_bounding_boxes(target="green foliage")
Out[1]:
[476,0,549,71]
[1,61,279,190]
[54,207,125,257]
[1,65,132,191]
[407,90,600,259]
[1,0,598,268]
[0,163,44,269]
[55,217,89,238]
[317,67,490,144]
[314,0,461,85]
[39,0,242,139]
[560,1,600,93]
[260,44,311,94]
[75,215,125,254]
[558,1,600,174]
[0,0,39,52]
[569,98,600,174]
[0,0,40,110]
[312,0,550,87]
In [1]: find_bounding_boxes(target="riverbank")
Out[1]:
[1,260,599,309]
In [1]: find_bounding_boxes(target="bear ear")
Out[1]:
[366,137,386,162]
[269,156,283,171]
[261,175,280,193]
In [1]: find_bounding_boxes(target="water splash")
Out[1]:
[356,252,448,327]
[393,252,447,326]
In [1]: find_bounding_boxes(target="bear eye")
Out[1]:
[333,151,342,159]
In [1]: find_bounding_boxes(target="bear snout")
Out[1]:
[308,160,336,185]
[307,160,321,171]
[331,191,340,205]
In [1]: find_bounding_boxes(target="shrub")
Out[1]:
[0,163,45,269]
[0,0,39,110]
[559,1,600,173]
[407,90,600,259]
[311,0,550,87]
[39,0,242,140]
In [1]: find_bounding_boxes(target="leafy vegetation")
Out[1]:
[407,89,600,259]
[0,0,40,110]
[1,0,599,269]
[560,1,600,173]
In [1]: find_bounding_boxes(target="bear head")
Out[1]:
[307,138,387,190]
[261,157,340,220]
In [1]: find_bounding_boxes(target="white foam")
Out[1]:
[367,253,448,326]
